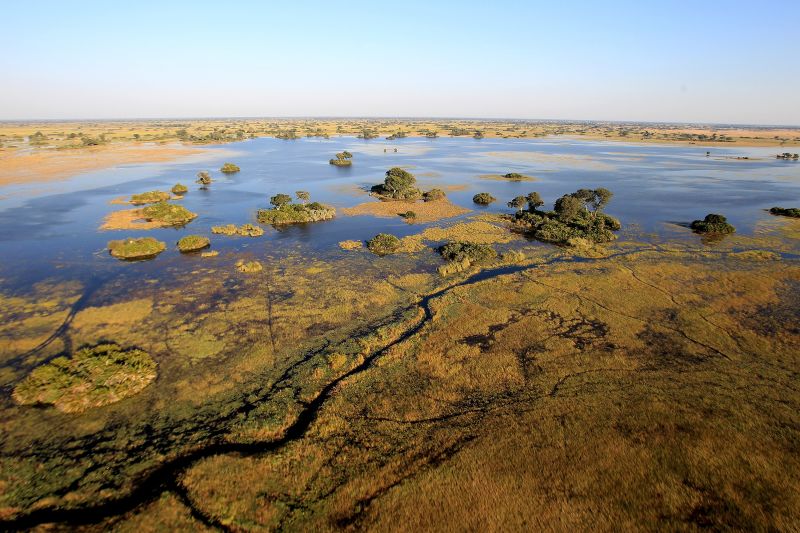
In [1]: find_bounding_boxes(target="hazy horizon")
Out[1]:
[3,0,799,125]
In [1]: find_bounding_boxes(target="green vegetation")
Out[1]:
[769,206,800,218]
[329,151,354,166]
[12,343,157,413]
[513,188,621,245]
[370,167,422,200]
[400,210,417,220]
[438,241,497,263]
[257,196,336,225]
[776,152,799,160]
[129,190,171,205]
[690,213,736,234]
[235,259,263,273]
[504,172,524,179]
[107,237,166,260]
[296,190,310,203]
[171,183,188,195]
[220,162,240,173]
[140,201,198,226]
[367,233,401,255]
[338,239,363,250]
[422,188,446,202]
[211,223,264,237]
[176,235,210,253]
[196,171,212,187]
[473,192,496,205]
[508,196,527,211]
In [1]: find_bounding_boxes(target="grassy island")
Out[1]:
[171,183,188,195]
[13,343,157,413]
[370,167,422,200]
[257,193,335,225]
[367,233,401,255]
[473,192,497,205]
[177,235,211,252]
[108,237,166,260]
[220,162,240,173]
[690,213,736,234]
[130,190,171,205]
[329,151,353,166]
[140,201,197,226]
[512,188,621,245]
[769,206,800,218]
[211,223,264,237]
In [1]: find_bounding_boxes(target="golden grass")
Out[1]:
[342,198,470,223]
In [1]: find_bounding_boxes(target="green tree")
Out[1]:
[526,192,544,211]
[383,167,416,195]
[196,171,212,186]
[554,195,583,222]
[508,196,527,211]
[270,193,292,210]
[296,191,310,203]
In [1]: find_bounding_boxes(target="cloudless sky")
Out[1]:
[2,1,799,124]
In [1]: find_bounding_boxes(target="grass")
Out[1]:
[129,190,170,205]
[107,237,166,259]
[140,202,198,226]
[211,223,264,237]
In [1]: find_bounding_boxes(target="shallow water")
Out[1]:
[0,136,798,290]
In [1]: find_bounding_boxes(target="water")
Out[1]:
[0,136,798,290]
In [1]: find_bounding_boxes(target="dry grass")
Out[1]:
[342,198,470,223]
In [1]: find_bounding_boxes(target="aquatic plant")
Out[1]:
[12,343,157,413]
[220,162,240,173]
[769,206,800,218]
[171,183,188,195]
[177,235,211,252]
[129,190,171,205]
[422,188,446,202]
[140,201,198,226]
[370,167,422,200]
[211,223,264,237]
[339,240,363,250]
[690,213,736,234]
[235,259,263,273]
[473,193,496,205]
[367,233,401,255]
[257,202,336,225]
[108,237,166,260]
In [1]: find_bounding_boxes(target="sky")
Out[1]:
[2,1,799,124]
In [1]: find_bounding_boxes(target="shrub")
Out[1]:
[690,213,736,234]
[196,171,212,186]
[438,242,497,263]
[211,223,264,237]
[508,196,527,210]
[473,193,496,205]
[367,233,401,255]
[769,206,800,218]
[339,240,363,250]
[270,194,293,209]
[177,235,210,252]
[140,202,198,226]
[371,167,421,200]
[171,183,188,195]
[257,202,336,225]
[130,190,171,205]
[504,172,524,180]
[108,237,166,260]
[296,191,310,203]
[400,210,417,220]
[220,162,240,173]
[422,188,446,202]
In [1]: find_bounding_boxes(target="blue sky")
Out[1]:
[2,1,799,124]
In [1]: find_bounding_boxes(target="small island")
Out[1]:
[367,233,401,255]
[171,183,188,195]
[473,192,496,205]
[211,223,264,237]
[220,162,241,173]
[108,237,167,260]
[257,193,335,225]
[177,235,211,253]
[140,201,198,226]
[130,190,171,205]
[690,213,736,234]
[370,167,421,200]
[329,151,353,166]
[769,206,800,218]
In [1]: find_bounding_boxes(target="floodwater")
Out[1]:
[0,136,798,291]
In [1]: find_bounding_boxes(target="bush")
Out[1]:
[504,172,524,180]
[211,223,264,237]
[108,237,166,260]
[371,167,421,200]
[422,188,446,202]
[257,203,336,225]
[473,192,496,205]
[690,213,736,234]
[130,190,171,205]
[171,183,188,195]
[438,242,497,263]
[177,235,210,252]
[196,171,212,185]
[400,210,417,220]
[270,194,293,209]
[220,162,240,173]
[769,206,800,218]
[140,202,198,226]
[367,233,401,255]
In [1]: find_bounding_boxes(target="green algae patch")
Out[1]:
[211,223,264,237]
[129,190,171,205]
[367,233,401,255]
[339,239,363,250]
[171,183,188,195]
[690,213,736,235]
[12,343,157,413]
[108,237,166,260]
[236,259,263,273]
[220,162,240,173]
[257,202,335,225]
[177,235,210,253]
[140,201,198,226]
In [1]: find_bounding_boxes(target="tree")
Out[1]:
[554,195,583,222]
[341,151,353,159]
[270,193,292,210]
[525,192,544,211]
[571,188,613,219]
[296,191,310,203]
[508,196,527,211]
[196,171,212,187]
[384,167,416,195]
